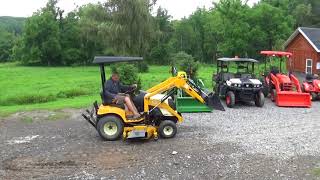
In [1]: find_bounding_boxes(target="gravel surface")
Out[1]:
[185,100,320,159]
[0,100,320,179]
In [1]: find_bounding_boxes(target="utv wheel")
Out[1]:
[255,91,265,107]
[97,115,123,141]
[262,82,269,97]
[311,92,317,101]
[158,120,177,139]
[270,89,277,102]
[226,91,235,108]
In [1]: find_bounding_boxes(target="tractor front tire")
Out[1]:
[311,92,317,101]
[270,89,277,102]
[226,91,235,108]
[255,91,265,107]
[97,115,124,141]
[158,120,177,139]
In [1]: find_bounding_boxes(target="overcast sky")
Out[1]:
[0,0,260,20]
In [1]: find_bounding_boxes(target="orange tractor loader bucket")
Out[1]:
[271,73,311,108]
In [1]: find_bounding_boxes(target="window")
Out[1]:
[306,59,312,74]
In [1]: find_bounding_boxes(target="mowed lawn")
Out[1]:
[0,63,216,116]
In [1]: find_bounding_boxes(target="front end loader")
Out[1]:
[82,56,225,141]
[260,51,311,107]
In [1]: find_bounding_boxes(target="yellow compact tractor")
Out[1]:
[82,56,224,141]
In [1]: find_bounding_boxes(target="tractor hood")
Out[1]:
[228,78,262,85]
[276,74,291,84]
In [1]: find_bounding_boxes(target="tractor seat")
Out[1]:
[306,74,317,82]
[270,66,279,75]
[221,73,235,81]
[100,92,125,109]
[235,73,252,79]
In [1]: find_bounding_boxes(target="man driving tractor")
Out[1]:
[104,72,140,118]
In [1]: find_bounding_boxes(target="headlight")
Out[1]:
[226,81,232,86]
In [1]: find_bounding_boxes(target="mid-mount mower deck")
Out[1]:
[82,56,224,141]
[260,51,311,107]
[214,57,265,108]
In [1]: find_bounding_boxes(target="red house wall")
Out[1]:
[285,33,320,73]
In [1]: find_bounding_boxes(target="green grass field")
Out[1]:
[0,63,217,116]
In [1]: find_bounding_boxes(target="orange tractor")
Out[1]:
[260,51,311,107]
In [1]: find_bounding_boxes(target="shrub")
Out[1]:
[110,63,139,85]
[171,51,199,79]
[136,61,149,73]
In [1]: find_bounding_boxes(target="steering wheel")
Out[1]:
[125,85,138,98]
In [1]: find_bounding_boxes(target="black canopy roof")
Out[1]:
[93,56,143,64]
[217,57,258,63]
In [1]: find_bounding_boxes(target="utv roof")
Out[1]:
[93,56,143,64]
[217,57,258,63]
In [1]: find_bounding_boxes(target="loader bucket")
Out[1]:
[205,93,225,111]
[176,96,212,113]
[276,91,311,107]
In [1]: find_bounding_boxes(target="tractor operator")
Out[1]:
[104,72,140,118]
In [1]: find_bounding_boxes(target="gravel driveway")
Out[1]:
[1,99,320,179]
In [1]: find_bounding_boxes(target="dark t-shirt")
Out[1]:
[103,78,130,103]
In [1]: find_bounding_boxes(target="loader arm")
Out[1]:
[270,73,281,92]
[144,72,224,122]
[289,73,302,92]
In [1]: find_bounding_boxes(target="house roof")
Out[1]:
[284,27,320,53]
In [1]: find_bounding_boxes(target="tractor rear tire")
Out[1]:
[226,91,235,108]
[270,89,277,102]
[158,120,177,139]
[97,115,124,141]
[311,92,317,101]
[255,91,265,107]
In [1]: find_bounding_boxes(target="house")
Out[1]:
[284,27,320,74]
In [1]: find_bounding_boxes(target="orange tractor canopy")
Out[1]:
[260,51,311,108]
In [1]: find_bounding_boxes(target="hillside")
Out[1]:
[0,16,26,34]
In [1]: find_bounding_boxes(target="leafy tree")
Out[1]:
[149,7,173,64]
[106,0,156,56]
[250,2,294,51]
[77,3,109,64]
[0,29,15,61]
[213,0,251,57]
[13,0,62,65]
[292,3,312,27]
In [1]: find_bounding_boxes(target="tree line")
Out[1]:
[0,0,320,65]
